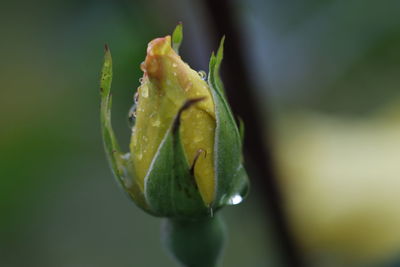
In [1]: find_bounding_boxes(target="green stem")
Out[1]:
[162,214,226,267]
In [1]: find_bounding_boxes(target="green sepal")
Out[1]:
[208,39,249,208]
[172,22,183,54]
[100,46,153,214]
[144,99,209,218]
[210,37,226,96]
[238,116,245,145]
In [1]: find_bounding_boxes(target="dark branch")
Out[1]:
[203,0,305,265]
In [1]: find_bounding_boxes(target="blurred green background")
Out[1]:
[1,0,400,266]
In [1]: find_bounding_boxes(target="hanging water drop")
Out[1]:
[139,77,144,84]
[128,104,137,128]
[227,194,243,205]
[197,70,207,80]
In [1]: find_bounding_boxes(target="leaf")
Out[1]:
[144,99,209,218]
[100,46,151,213]
[207,38,249,208]
[172,22,183,54]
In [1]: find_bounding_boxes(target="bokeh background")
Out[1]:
[1,0,400,266]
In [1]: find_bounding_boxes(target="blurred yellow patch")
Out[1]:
[275,105,400,265]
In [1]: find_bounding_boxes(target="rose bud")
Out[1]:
[100,24,248,218]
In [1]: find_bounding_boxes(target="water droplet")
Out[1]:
[121,171,133,188]
[227,194,243,205]
[173,72,177,76]
[123,178,133,188]
[194,136,203,143]
[139,77,144,84]
[121,153,130,160]
[184,82,193,92]
[197,70,207,80]
[119,153,133,188]
[141,86,149,98]
[128,104,137,128]
[132,136,137,145]
[152,119,161,127]
[134,91,139,103]
[172,63,177,68]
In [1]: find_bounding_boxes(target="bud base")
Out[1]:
[162,215,226,267]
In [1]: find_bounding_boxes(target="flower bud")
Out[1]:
[100,24,249,218]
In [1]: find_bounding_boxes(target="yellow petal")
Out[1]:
[130,36,216,205]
